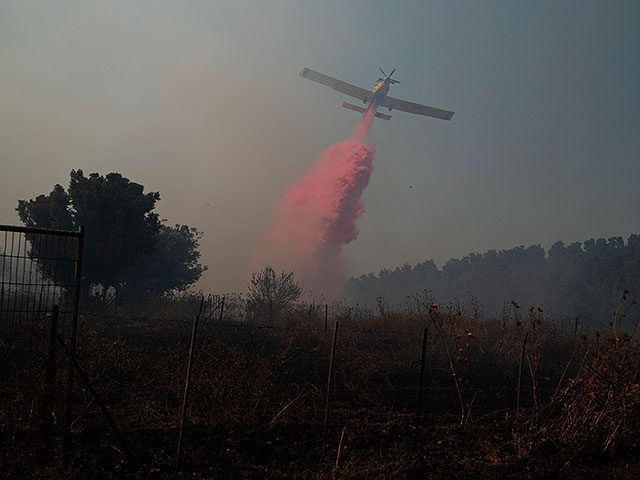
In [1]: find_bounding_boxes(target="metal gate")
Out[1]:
[0,224,84,466]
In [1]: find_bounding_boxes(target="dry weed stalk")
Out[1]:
[421,295,474,426]
[519,291,640,466]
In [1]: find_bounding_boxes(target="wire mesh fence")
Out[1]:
[1,226,602,475]
[0,224,83,466]
[0,225,82,330]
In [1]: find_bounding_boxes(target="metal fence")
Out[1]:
[0,224,84,466]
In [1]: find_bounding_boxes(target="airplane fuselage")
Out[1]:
[368,79,390,104]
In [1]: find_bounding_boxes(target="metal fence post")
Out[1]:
[218,296,225,322]
[414,327,428,447]
[39,305,59,462]
[322,320,339,458]
[63,225,84,470]
[176,296,204,471]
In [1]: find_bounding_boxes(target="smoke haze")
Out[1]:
[1,2,639,294]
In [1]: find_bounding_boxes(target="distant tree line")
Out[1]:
[346,235,640,326]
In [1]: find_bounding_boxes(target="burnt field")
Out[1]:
[2,298,640,479]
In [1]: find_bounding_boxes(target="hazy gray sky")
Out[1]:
[2,1,639,294]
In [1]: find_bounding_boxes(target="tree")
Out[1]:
[122,224,207,299]
[16,170,206,297]
[247,266,302,320]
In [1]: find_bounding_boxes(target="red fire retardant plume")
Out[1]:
[264,107,378,298]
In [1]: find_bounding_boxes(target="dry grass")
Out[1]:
[2,292,640,478]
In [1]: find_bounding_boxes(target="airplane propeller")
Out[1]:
[379,67,401,84]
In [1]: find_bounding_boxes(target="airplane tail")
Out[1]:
[374,111,391,121]
[341,102,391,121]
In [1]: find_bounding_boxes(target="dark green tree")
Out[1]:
[16,170,206,297]
[123,224,207,299]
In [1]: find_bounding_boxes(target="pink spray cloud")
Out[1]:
[263,106,378,298]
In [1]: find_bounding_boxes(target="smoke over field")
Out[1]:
[263,107,378,298]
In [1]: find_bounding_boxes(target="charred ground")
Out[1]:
[3,294,640,478]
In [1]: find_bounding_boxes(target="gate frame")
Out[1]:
[0,224,84,468]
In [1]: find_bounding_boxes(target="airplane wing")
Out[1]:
[300,67,371,103]
[380,96,454,121]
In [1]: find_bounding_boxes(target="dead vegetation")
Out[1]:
[2,292,640,478]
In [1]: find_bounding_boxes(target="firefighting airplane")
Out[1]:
[299,67,454,121]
